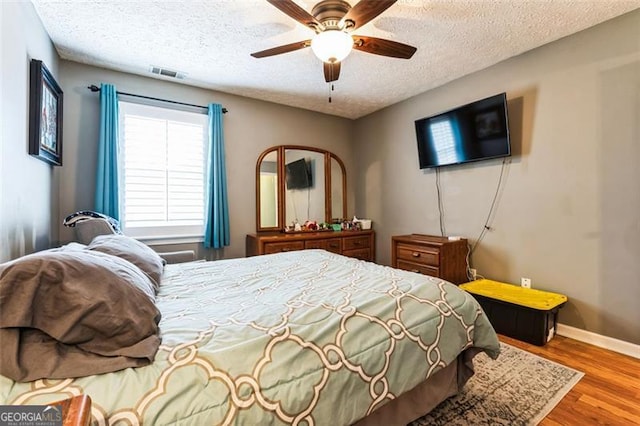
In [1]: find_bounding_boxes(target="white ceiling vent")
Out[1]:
[150,66,187,80]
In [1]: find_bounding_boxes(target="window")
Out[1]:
[118,101,207,240]
[429,119,460,165]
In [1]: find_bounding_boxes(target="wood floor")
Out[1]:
[498,335,640,425]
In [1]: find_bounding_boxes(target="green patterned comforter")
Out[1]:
[1,250,500,425]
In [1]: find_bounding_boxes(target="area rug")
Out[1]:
[411,342,584,426]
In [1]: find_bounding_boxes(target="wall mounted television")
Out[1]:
[414,93,511,169]
[285,158,313,189]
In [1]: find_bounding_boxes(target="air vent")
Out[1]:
[149,66,186,80]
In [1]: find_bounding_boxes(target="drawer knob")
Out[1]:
[282,248,290,252]
[329,243,338,248]
[411,269,419,273]
[412,252,421,257]
[354,241,361,246]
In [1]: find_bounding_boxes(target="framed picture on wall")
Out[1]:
[29,59,63,166]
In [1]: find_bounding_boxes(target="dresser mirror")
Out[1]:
[258,150,278,228]
[256,145,347,232]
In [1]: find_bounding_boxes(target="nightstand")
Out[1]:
[392,234,468,284]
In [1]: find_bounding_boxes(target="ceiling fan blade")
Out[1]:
[340,0,397,31]
[250,40,311,58]
[267,0,322,30]
[352,35,417,59]
[323,62,341,82]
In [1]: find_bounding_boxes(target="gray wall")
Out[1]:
[58,61,355,259]
[353,11,640,344]
[0,1,59,262]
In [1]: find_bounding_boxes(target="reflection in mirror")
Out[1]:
[259,150,278,228]
[330,156,344,221]
[285,150,325,225]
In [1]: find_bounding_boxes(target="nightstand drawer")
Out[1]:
[343,236,370,251]
[305,238,342,254]
[396,244,439,266]
[263,241,304,254]
[396,260,439,277]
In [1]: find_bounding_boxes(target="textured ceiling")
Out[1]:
[32,0,640,119]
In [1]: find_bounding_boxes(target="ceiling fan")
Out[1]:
[251,0,417,83]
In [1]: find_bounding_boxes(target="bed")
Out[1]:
[0,238,500,425]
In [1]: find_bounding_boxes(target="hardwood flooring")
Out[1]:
[498,335,640,425]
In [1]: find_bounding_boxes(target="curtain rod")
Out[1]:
[87,85,228,114]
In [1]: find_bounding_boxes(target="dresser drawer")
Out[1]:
[263,241,304,254]
[343,248,371,261]
[343,236,370,251]
[305,238,342,254]
[246,231,375,262]
[396,260,439,277]
[396,244,439,266]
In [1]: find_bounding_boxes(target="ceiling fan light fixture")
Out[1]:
[311,30,353,63]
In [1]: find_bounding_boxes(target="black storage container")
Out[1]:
[460,280,567,346]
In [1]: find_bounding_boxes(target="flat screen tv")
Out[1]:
[285,158,313,189]
[415,93,511,169]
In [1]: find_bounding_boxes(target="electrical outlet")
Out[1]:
[521,277,531,288]
[470,268,477,280]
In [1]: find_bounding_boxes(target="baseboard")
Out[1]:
[556,324,640,359]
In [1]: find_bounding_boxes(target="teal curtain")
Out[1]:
[204,104,230,248]
[94,84,120,219]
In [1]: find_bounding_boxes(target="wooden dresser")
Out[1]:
[391,234,468,284]
[246,230,375,262]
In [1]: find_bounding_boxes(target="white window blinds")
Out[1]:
[429,119,459,165]
[119,101,207,239]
